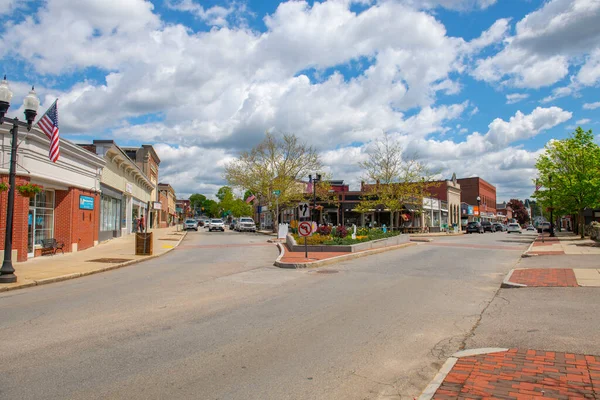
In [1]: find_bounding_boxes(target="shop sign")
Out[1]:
[125,182,133,194]
[153,201,162,210]
[467,206,474,215]
[79,195,95,210]
[473,206,479,216]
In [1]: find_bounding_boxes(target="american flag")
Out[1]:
[535,179,542,192]
[36,99,60,163]
[245,194,256,204]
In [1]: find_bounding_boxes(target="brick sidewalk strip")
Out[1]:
[509,268,579,287]
[430,348,600,399]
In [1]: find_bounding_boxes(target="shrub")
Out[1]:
[317,225,332,236]
[336,225,348,238]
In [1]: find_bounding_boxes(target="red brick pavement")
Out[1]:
[433,348,600,399]
[509,269,579,287]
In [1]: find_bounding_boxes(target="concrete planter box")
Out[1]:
[286,233,409,253]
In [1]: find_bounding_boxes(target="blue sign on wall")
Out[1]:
[467,206,474,216]
[79,195,95,210]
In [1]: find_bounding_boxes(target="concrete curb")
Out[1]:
[418,348,509,400]
[521,239,537,258]
[501,268,527,288]
[274,242,417,269]
[0,231,188,293]
[410,237,433,243]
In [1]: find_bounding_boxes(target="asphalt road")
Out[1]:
[0,228,535,400]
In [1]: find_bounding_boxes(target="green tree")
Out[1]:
[189,193,207,215]
[225,132,321,231]
[356,133,439,229]
[533,127,600,238]
[230,198,253,217]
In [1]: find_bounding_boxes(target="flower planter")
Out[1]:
[16,183,43,198]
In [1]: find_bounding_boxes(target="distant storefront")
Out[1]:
[79,141,154,241]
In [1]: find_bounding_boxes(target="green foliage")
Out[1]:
[533,127,600,237]
[356,133,440,229]
[225,132,322,230]
[292,228,400,246]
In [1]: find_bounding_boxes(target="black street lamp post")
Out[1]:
[0,76,40,284]
[309,174,321,223]
[476,195,481,222]
[549,174,555,237]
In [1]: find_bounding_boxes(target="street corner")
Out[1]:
[522,235,565,257]
[501,267,600,288]
[419,348,600,400]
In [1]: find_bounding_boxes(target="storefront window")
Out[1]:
[28,190,55,252]
[121,198,127,229]
[101,195,121,231]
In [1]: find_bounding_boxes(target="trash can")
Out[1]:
[135,232,153,255]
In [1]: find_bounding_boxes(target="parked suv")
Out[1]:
[237,217,256,232]
[537,222,552,233]
[466,221,484,234]
[481,221,494,232]
[492,223,504,232]
[208,219,225,232]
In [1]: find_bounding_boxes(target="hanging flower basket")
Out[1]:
[17,183,43,198]
[0,182,8,192]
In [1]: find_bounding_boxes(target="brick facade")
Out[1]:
[0,175,31,262]
[457,177,497,215]
[1,174,100,261]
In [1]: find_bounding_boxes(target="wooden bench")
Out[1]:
[40,238,65,256]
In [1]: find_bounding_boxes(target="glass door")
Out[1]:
[28,209,34,257]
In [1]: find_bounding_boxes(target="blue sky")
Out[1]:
[0,0,599,201]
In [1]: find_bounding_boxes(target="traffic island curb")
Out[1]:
[500,268,528,288]
[521,239,537,257]
[418,348,509,400]
[274,242,417,269]
[0,231,188,293]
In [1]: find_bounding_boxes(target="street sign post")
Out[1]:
[298,202,309,220]
[272,190,281,197]
[272,190,281,227]
[298,221,312,258]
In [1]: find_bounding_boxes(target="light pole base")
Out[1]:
[0,273,17,283]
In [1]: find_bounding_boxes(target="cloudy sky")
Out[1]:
[1,0,598,201]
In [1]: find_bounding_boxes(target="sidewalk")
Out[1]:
[0,226,187,292]
[524,232,600,256]
[503,268,600,287]
[420,348,600,399]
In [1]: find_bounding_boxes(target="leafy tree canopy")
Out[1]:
[533,127,600,237]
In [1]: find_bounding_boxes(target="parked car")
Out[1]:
[184,219,198,231]
[208,219,225,232]
[481,221,494,232]
[537,222,552,233]
[466,221,484,234]
[203,219,211,228]
[493,223,505,232]
[197,219,204,227]
[236,217,256,232]
[507,223,522,234]
[229,219,238,230]
[526,225,536,231]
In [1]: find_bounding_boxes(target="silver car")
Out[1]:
[208,219,225,232]
[184,219,198,231]
[507,223,521,234]
[236,217,256,232]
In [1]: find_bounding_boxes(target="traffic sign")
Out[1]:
[298,202,310,219]
[298,221,313,237]
[272,190,281,197]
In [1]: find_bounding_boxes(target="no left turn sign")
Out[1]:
[298,221,313,237]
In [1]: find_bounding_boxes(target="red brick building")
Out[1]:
[456,177,497,221]
[1,122,104,262]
